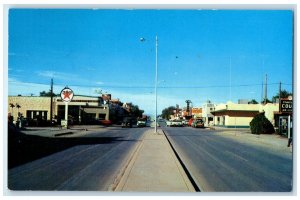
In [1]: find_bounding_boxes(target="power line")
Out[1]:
[8,80,292,89]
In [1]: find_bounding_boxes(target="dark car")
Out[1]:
[122,117,133,128]
[192,119,204,128]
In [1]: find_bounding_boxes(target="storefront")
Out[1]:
[8,95,109,125]
[212,109,259,128]
[211,102,279,128]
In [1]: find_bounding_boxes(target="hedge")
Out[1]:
[250,112,275,135]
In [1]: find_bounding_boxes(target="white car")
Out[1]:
[137,120,146,127]
[166,121,172,127]
[182,120,188,126]
[172,120,183,127]
[166,120,182,127]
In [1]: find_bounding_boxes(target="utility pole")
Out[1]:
[279,81,282,112]
[261,80,264,104]
[140,35,158,133]
[50,78,53,124]
[279,81,282,100]
[155,35,158,133]
[264,74,268,104]
[229,56,232,101]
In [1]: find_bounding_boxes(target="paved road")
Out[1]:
[8,127,147,191]
[163,127,293,192]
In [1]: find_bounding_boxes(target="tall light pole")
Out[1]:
[155,35,158,133]
[140,35,158,133]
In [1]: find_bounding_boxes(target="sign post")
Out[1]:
[60,87,74,128]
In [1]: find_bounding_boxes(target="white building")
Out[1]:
[211,101,279,128]
[202,101,215,126]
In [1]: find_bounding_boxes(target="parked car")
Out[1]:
[122,117,133,128]
[174,120,183,127]
[166,120,183,127]
[192,119,205,128]
[182,120,188,126]
[166,120,173,127]
[137,119,146,127]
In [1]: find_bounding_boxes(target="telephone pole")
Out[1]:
[264,74,268,104]
[279,81,282,100]
[50,78,53,124]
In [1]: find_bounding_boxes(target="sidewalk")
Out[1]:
[115,129,195,192]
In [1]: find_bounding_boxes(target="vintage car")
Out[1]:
[192,119,205,128]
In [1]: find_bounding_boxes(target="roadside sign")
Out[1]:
[60,86,74,129]
[60,87,74,102]
[192,108,202,114]
[280,99,292,113]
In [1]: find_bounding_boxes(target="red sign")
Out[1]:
[60,87,74,102]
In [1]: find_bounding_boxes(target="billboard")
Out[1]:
[192,108,202,115]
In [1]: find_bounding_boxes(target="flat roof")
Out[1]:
[211,109,259,113]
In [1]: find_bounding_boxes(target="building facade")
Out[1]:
[8,95,109,125]
[202,101,215,126]
[211,101,279,128]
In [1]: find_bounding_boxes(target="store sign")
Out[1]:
[192,108,202,114]
[60,87,74,102]
[280,99,292,113]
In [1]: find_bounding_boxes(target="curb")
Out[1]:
[112,130,147,191]
[114,129,196,192]
[162,130,201,192]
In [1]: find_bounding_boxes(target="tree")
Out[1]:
[16,104,21,114]
[272,90,292,102]
[261,98,272,104]
[9,103,15,113]
[248,99,258,104]
[161,106,176,120]
[39,90,57,97]
[250,113,275,135]
[130,104,144,118]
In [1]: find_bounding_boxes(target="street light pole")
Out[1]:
[155,35,158,133]
[140,35,158,133]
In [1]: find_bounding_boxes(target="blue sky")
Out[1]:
[8,9,293,115]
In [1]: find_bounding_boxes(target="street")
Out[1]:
[8,125,293,192]
[163,127,293,192]
[6,8,295,194]
[8,126,147,191]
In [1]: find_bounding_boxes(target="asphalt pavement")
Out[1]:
[7,125,293,193]
[8,126,147,191]
[163,127,293,192]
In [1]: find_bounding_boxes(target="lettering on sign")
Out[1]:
[280,100,293,113]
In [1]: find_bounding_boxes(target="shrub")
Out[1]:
[250,113,275,135]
